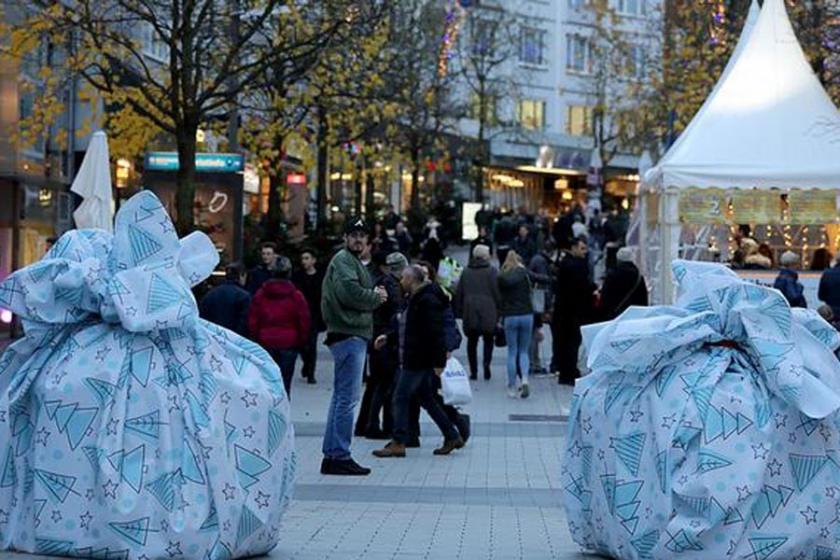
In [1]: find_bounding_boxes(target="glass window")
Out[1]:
[519,27,546,65]
[471,19,495,57]
[614,0,645,16]
[628,44,646,79]
[518,99,545,130]
[566,35,591,73]
[469,94,498,124]
[566,106,593,136]
[141,22,169,61]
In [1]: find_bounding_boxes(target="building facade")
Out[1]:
[453,0,661,213]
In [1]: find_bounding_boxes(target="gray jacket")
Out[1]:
[454,259,501,336]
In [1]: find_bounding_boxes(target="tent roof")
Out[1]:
[646,0,840,190]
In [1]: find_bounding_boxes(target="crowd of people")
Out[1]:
[195,202,647,477]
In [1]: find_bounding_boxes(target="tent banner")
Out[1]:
[730,189,779,224]
[787,190,838,224]
[678,188,726,224]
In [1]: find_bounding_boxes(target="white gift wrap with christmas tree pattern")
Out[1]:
[0,191,295,560]
[563,260,840,560]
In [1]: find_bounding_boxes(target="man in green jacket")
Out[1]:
[320,216,388,476]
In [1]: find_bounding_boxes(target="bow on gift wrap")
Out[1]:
[0,192,295,560]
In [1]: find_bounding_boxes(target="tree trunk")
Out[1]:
[316,105,329,234]
[410,146,421,212]
[175,126,198,235]
[475,100,487,204]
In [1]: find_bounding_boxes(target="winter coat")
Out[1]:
[454,259,501,336]
[246,264,275,295]
[293,269,326,332]
[600,261,649,320]
[498,266,533,317]
[321,248,381,340]
[396,231,414,257]
[819,265,840,316]
[248,280,311,350]
[511,235,537,266]
[528,251,555,312]
[554,254,595,324]
[421,237,444,271]
[401,282,448,370]
[199,281,251,337]
[774,268,807,309]
[373,272,404,337]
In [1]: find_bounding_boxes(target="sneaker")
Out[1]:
[433,437,465,456]
[321,457,371,476]
[372,441,406,458]
[520,383,530,399]
[454,413,471,443]
[507,388,518,399]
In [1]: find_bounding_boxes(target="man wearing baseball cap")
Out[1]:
[320,216,388,475]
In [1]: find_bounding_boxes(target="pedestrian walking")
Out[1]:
[199,262,251,337]
[355,252,407,440]
[553,237,595,385]
[454,244,501,380]
[248,257,311,397]
[293,248,325,384]
[246,241,280,294]
[774,251,807,308]
[498,251,534,399]
[494,213,516,265]
[511,224,536,266]
[600,247,648,320]
[372,265,464,458]
[320,217,388,476]
[528,240,557,375]
[420,219,445,272]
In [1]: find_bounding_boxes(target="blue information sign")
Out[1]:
[145,152,245,173]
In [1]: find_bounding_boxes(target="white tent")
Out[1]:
[71,131,114,232]
[638,0,840,303]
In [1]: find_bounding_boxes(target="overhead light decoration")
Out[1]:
[438,0,469,77]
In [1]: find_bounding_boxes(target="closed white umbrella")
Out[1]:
[71,130,114,232]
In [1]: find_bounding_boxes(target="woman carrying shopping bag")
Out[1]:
[497,251,534,398]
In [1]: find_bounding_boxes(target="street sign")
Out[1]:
[144,152,245,173]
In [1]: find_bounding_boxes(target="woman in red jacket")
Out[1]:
[248,256,311,397]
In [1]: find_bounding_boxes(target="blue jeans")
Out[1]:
[322,337,367,460]
[504,314,534,388]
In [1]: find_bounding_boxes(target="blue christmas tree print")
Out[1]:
[235,507,263,549]
[235,445,272,490]
[127,224,163,265]
[109,517,152,547]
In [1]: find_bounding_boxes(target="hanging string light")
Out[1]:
[708,0,727,46]
[438,0,468,77]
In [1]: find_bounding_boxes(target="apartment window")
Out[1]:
[471,19,495,57]
[566,105,593,136]
[469,94,498,124]
[141,23,169,62]
[519,27,546,65]
[518,99,545,130]
[627,44,646,79]
[566,35,591,73]
[613,0,646,16]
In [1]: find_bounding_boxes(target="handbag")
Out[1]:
[494,324,507,347]
[441,357,473,406]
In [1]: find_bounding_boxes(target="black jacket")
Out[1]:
[293,268,326,332]
[819,266,840,315]
[554,254,595,324]
[401,283,447,371]
[246,264,274,295]
[199,281,252,337]
[601,261,648,320]
[373,272,403,337]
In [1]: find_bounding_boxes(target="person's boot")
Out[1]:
[321,457,371,476]
[433,437,465,456]
[470,370,478,381]
[372,441,406,458]
[455,413,471,443]
[483,365,492,380]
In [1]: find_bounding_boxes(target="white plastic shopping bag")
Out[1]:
[441,357,472,406]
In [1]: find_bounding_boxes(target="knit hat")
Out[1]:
[386,252,409,274]
[616,247,634,263]
[472,244,491,261]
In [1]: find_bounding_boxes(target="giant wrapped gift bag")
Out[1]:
[563,261,840,560]
[0,192,295,559]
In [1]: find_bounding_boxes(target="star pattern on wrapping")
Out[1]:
[85,488,95,501]
[223,520,231,532]
[160,219,175,234]
[629,409,644,423]
[36,427,51,446]
[569,441,583,458]
[168,394,181,413]
[80,511,93,530]
[166,541,181,557]
[210,356,223,372]
[160,519,170,532]
[0,509,8,525]
[0,410,5,423]
[95,346,112,363]
[107,418,120,435]
[750,443,770,459]
[199,442,213,460]
[125,306,138,317]
[827,486,837,499]
[51,510,62,523]
[102,479,118,499]
[689,520,701,529]
[820,527,830,539]
[244,426,255,439]
[736,486,751,502]
[597,449,605,461]
[788,432,797,444]
[679,475,689,485]
[801,506,818,524]
[220,392,231,405]
[819,423,833,443]
[581,417,593,434]
[661,414,676,429]
[767,459,783,477]
[256,491,271,509]
[223,483,236,501]
[242,390,258,408]
[189,272,201,285]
